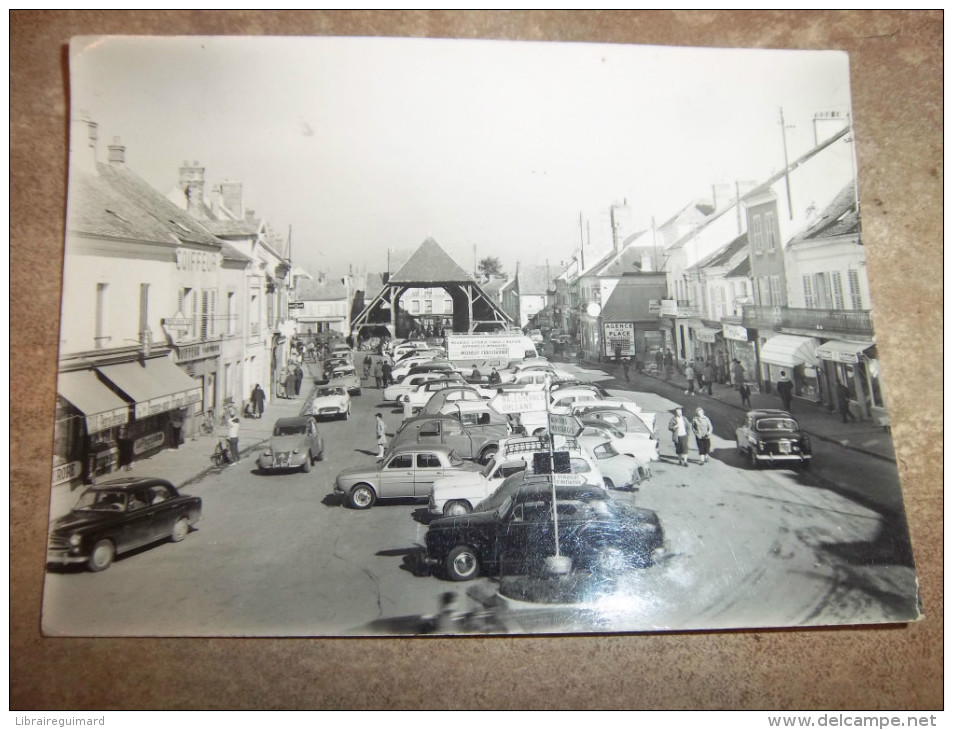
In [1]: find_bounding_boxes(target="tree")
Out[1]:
[478,256,505,279]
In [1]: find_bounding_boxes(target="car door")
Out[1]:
[497,496,555,576]
[415,419,443,446]
[439,418,474,457]
[120,486,163,549]
[377,453,416,498]
[414,452,448,496]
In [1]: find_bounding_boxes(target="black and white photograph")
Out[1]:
[43,34,921,638]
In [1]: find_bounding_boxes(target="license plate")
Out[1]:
[779,442,791,454]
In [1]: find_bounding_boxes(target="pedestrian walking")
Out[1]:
[655,348,664,373]
[704,361,715,395]
[664,350,674,380]
[732,359,745,390]
[777,370,795,411]
[381,360,393,387]
[696,358,706,391]
[375,412,388,459]
[471,365,481,383]
[226,407,241,463]
[836,380,857,423]
[294,364,304,396]
[692,407,713,464]
[739,381,752,409]
[684,362,696,396]
[363,356,372,381]
[278,366,289,399]
[169,408,184,449]
[622,357,630,382]
[668,406,691,467]
[251,384,266,419]
[373,360,383,389]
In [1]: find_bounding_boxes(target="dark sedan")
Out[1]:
[735,409,812,469]
[425,478,664,581]
[46,477,202,572]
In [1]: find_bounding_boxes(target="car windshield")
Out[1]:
[332,369,355,378]
[756,418,798,432]
[275,424,307,436]
[75,489,127,511]
[317,387,345,397]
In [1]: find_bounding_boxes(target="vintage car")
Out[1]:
[576,435,651,490]
[735,409,812,469]
[322,356,352,378]
[428,436,605,517]
[329,365,362,396]
[420,386,489,415]
[388,412,510,464]
[383,371,465,403]
[399,380,483,414]
[424,478,665,581]
[46,477,202,572]
[311,385,351,420]
[578,420,660,463]
[334,445,481,509]
[257,416,325,473]
[570,402,657,437]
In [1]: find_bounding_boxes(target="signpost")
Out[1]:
[547,413,583,437]
[489,390,547,414]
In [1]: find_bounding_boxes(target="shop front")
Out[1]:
[693,325,730,383]
[174,340,221,437]
[54,369,133,486]
[722,324,757,387]
[758,334,822,401]
[97,357,203,468]
[815,339,881,420]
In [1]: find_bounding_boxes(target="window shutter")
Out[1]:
[802,275,815,308]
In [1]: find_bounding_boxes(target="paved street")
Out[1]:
[42,353,918,636]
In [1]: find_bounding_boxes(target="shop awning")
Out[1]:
[694,326,722,343]
[759,334,820,368]
[815,339,873,364]
[98,358,202,420]
[57,370,130,434]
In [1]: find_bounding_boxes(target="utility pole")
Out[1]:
[578,212,586,270]
[779,107,795,220]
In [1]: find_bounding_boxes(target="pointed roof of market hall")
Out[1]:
[388,237,475,284]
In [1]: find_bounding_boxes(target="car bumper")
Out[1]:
[46,549,89,565]
[314,407,345,417]
[258,455,307,470]
[753,453,811,463]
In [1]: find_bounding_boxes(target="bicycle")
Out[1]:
[210,436,233,467]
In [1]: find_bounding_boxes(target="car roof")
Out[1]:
[388,443,456,455]
[87,476,175,491]
[750,409,794,417]
[275,416,314,427]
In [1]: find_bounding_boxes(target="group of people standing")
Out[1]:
[667,406,713,467]
[278,363,305,399]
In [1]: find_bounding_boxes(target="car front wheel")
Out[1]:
[445,545,480,581]
[349,484,376,510]
[443,500,471,517]
[301,455,312,473]
[170,517,190,542]
[88,539,115,572]
[478,446,498,466]
[749,448,759,469]
[603,477,615,490]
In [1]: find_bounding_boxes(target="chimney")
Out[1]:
[219,181,243,218]
[70,115,99,174]
[179,160,206,217]
[712,183,732,210]
[641,252,653,272]
[107,136,125,166]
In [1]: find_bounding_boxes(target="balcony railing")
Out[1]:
[742,305,874,335]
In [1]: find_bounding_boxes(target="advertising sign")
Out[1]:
[603,322,635,357]
[723,324,750,342]
[552,473,585,486]
[446,334,533,360]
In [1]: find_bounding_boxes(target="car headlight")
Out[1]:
[68,533,82,547]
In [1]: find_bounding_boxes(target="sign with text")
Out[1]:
[489,390,547,414]
[447,334,532,360]
[552,473,585,486]
[547,413,583,437]
[603,322,635,357]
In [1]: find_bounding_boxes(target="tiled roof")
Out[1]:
[517,265,552,296]
[296,279,349,301]
[69,164,222,247]
[725,255,751,278]
[791,182,860,242]
[220,241,252,263]
[204,218,262,237]
[388,238,475,283]
[480,276,509,296]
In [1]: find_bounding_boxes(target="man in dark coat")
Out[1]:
[381,360,393,387]
[251,384,266,419]
[776,370,795,411]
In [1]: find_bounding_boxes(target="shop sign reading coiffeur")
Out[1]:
[175,248,222,272]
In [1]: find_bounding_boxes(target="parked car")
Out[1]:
[311,385,351,421]
[576,435,651,490]
[527,329,544,345]
[570,402,657,436]
[257,416,325,473]
[578,420,660,463]
[399,381,484,415]
[329,365,362,396]
[735,409,812,469]
[420,386,489,415]
[46,477,202,572]
[428,436,605,517]
[388,413,510,463]
[383,371,462,403]
[424,478,665,581]
[334,445,481,509]
[322,356,352,378]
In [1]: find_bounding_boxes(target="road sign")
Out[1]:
[552,473,585,486]
[489,390,547,414]
[547,413,583,437]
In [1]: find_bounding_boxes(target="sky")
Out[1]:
[69,35,855,280]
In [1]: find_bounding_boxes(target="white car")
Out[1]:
[399,380,475,414]
[311,385,351,421]
[428,436,605,516]
[391,354,444,381]
[329,365,362,396]
[577,421,660,463]
[383,372,455,403]
[576,435,652,490]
